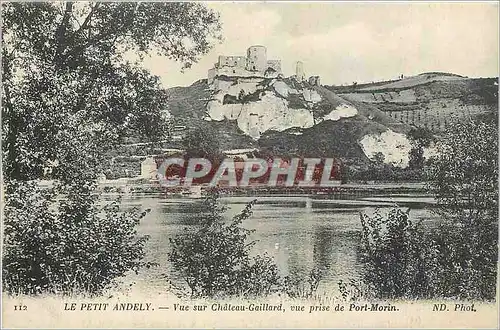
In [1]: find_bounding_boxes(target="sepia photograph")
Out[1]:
[1,1,499,328]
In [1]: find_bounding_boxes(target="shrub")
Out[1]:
[358,206,497,300]
[168,191,281,298]
[338,278,370,302]
[427,118,498,300]
[356,106,497,301]
[358,208,432,299]
[2,180,152,296]
[282,268,322,299]
[424,220,496,300]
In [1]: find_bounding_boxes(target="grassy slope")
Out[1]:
[258,117,384,165]
[165,79,211,122]
[166,79,257,150]
[360,72,466,91]
[324,75,498,131]
[257,83,398,163]
[103,73,497,177]
[314,85,412,134]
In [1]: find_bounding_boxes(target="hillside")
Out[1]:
[258,117,388,165]
[361,72,466,90]
[325,73,498,131]
[163,75,419,167]
[165,79,211,122]
[105,71,498,178]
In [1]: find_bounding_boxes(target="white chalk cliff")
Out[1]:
[204,75,421,168]
[205,77,357,139]
[359,130,412,167]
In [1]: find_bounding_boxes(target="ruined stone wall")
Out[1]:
[218,55,247,68]
[208,46,290,84]
[246,45,267,72]
[208,68,217,84]
[266,60,282,73]
[308,75,321,86]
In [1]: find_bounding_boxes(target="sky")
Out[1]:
[140,2,499,88]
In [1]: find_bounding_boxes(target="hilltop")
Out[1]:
[325,73,497,131]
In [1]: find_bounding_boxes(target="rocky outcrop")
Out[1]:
[205,76,357,139]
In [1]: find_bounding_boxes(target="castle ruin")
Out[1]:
[208,45,282,84]
[295,61,305,81]
[207,45,320,87]
[308,75,321,86]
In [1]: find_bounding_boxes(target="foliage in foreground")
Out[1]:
[357,117,498,301]
[358,207,497,301]
[359,209,431,299]
[427,117,498,300]
[169,192,281,298]
[361,120,498,300]
[2,2,221,296]
[2,2,220,181]
[2,180,152,296]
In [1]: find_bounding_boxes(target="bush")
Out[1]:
[358,206,497,301]
[282,268,322,299]
[359,208,432,299]
[427,118,498,300]
[425,220,496,300]
[2,180,152,296]
[168,191,281,298]
[428,119,497,218]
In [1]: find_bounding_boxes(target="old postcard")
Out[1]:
[1,1,499,329]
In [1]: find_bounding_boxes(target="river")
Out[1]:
[111,191,440,297]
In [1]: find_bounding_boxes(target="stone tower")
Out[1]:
[246,45,267,72]
[295,61,305,81]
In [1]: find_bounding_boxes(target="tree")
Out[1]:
[2,2,222,182]
[408,147,425,170]
[339,162,350,184]
[359,209,431,299]
[182,123,223,161]
[372,152,385,166]
[407,127,435,170]
[407,127,434,147]
[3,180,154,295]
[169,191,280,298]
[238,89,245,101]
[427,117,498,300]
[428,119,497,218]
[2,2,222,295]
[357,117,498,301]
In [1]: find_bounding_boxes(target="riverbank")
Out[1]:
[98,179,431,198]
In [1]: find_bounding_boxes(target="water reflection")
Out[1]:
[116,194,439,295]
[313,227,335,278]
